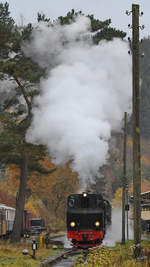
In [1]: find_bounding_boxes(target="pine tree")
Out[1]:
[0,2,55,242]
[58,9,126,43]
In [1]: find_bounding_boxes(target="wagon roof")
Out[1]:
[0,204,15,210]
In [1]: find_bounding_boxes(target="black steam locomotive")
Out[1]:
[67,192,111,248]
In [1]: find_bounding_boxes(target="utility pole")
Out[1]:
[126,184,129,240]
[132,4,141,255]
[122,112,127,244]
[126,4,144,257]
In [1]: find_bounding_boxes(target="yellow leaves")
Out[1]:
[136,127,140,134]
[129,178,150,195]
[40,156,55,170]
[5,164,19,177]
[75,247,145,267]
[112,187,122,208]
[114,187,122,201]
[79,248,118,266]
[6,164,20,180]
[141,154,150,166]
[1,156,79,227]
[0,182,15,207]
[127,137,133,148]
[25,199,40,217]
[2,164,20,196]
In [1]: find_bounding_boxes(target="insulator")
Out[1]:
[126,10,132,16]
[139,25,145,30]
[128,24,132,29]
[141,53,144,58]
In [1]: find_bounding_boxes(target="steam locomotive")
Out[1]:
[67,192,111,248]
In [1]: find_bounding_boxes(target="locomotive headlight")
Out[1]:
[70,221,76,227]
[83,192,87,197]
[95,221,100,227]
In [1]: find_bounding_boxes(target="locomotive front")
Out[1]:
[67,192,107,248]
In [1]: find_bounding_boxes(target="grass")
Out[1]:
[1,238,150,266]
[74,240,150,267]
[0,238,64,267]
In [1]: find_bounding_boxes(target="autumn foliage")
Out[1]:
[0,156,79,228]
[129,178,150,195]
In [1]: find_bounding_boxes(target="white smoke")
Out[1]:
[0,76,17,105]
[103,209,133,246]
[23,16,132,188]
[0,77,16,94]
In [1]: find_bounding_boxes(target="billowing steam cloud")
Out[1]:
[23,16,132,187]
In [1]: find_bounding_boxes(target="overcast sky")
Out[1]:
[3,0,150,38]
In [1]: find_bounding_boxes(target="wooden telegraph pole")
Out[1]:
[122,112,127,244]
[132,4,141,254]
[126,183,129,240]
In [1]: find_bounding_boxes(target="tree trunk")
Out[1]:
[10,153,28,243]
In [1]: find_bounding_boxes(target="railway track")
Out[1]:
[29,233,102,266]
[40,245,103,267]
[40,248,80,267]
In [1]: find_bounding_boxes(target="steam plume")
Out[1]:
[23,16,132,187]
